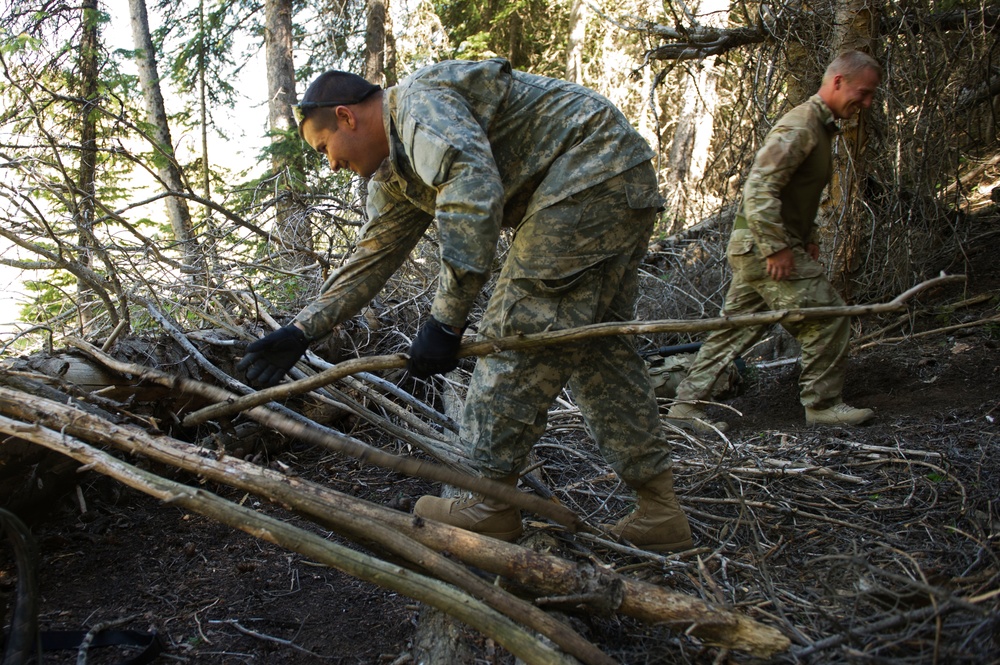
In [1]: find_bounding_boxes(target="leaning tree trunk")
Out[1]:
[128,0,202,279]
[818,0,880,298]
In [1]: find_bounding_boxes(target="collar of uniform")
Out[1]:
[370,91,401,183]
[378,92,395,175]
[808,93,838,130]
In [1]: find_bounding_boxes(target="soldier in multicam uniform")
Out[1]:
[666,50,883,434]
[237,59,693,552]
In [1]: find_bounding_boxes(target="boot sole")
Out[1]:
[805,413,875,426]
[414,517,524,542]
[602,522,694,553]
[637,537,695,553]
[807,420,874,426]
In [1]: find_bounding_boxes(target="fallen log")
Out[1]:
[0,368,121,515]
[0,387,791,658]
[183,273,965,427]
[64,338,586,534]
[0,413,582,665]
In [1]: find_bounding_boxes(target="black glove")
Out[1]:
[237,325,311,388]
[407,317,464,379]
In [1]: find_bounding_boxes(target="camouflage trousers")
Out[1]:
[460,162,673,488]
[674,229,850,409]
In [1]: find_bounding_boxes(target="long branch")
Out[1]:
[185,273,964,427]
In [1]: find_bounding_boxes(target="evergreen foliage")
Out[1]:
[0,0,995,347]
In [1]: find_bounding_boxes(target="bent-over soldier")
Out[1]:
[238,59,694,552]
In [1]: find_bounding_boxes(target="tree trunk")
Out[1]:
[128,0,202,278]
[364,0,387,84]
[265,0,298,138]
[196,0,221,277]
[265,0,313,269]
[383,10,398,87]
[507,9,525,70]
[199,0,211,204]
[784,40,814,107]
[817,0,879,297]
[75,0,102,331]
[565,0,588,83]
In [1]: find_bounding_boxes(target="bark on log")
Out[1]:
[0,388,791,658]
[411,609,481,664]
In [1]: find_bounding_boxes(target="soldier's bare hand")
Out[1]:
[766,248,795,281]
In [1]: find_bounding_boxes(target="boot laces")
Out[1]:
[453,494,483,509]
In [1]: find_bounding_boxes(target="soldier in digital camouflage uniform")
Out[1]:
[237,59,693,551]
[666,50,882,434]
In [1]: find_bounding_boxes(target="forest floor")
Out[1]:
[2,220,999,664]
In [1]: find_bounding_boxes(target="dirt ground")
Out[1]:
[3,464,426,664]
[1,227,999,663]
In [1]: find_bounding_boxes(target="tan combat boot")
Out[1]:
[666,402,729,434]
[413,475,523,542]
[805,402,875,426]
[607,469,694,552]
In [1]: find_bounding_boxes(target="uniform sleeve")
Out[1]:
[742,123,818,257]
[293,183,433,340]
[395,89,505,328]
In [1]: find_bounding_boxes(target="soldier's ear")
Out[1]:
[335,105,358,129]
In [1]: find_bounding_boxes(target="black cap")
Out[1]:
[294,71,381,129]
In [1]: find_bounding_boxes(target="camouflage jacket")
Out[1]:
[293,58,655,339]
[733,94,837,257]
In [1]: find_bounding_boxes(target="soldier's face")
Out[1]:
[830,68,880,119]
[301,109,385,178]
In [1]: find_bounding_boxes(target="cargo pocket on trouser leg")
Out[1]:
[463,387,544,477]
[483,254,612,338]
[726,228,768,283]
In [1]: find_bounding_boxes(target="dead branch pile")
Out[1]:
[1,273,996,662]
[0,375,789,664]
[547,409,999,663]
